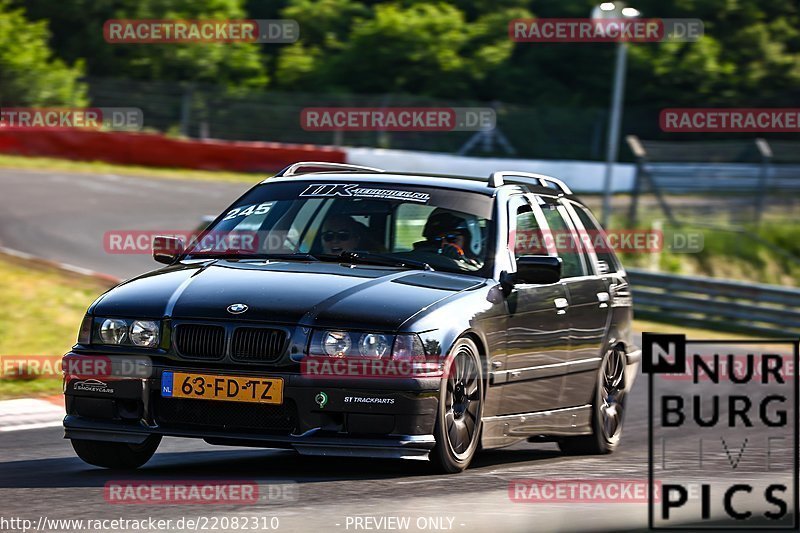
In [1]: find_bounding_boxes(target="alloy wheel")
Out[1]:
[443,344,482,459]
[599,348,626,443]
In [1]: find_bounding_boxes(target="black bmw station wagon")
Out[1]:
[64,162,640,473]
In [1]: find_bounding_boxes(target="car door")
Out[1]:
[498,194,570,415]
[540,199,612,407]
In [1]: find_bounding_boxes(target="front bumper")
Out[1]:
[62,354,441,460]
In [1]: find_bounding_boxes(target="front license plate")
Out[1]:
[161,371,283,404]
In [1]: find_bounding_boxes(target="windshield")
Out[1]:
[184,180,495,276]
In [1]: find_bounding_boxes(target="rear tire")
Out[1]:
[431,337,484,474]
[558,347,626,455]
[71,435,161,469]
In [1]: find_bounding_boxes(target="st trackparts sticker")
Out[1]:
[344,396,395,404]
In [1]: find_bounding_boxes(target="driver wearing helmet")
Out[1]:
[415,208,484,269]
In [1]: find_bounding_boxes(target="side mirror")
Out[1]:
[499,256,561,295]
[153,235,184,265]
[514,255,562,285]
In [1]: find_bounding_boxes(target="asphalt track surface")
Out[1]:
[1,361,795,532]
[0,168,797,531]
[0,168,247,279]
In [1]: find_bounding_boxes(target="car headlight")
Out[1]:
[310,330,426,360]
[99,319,128,344]
[391,334,426,361]
[78,315,93,344]
[130,320,160,347]
[306,330,438,377]
[92,318,161,348]
[359,333,390,359]
[322,331,351,357]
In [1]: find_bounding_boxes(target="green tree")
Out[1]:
[625,0,800,106]
[273,0,370,88]
[16,0,268,87]
[275,0,527,98]
[0,0,86,105]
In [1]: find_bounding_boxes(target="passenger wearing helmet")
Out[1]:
[415,208,484,269]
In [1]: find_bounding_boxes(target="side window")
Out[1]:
[540,204,587,278]
[571,205,620,274]
[513,204,547,260]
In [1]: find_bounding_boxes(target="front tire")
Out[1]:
[558,346,626,455]
[71,435,161,469]
[431,337,484,473]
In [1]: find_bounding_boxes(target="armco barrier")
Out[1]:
[0,129,345,173]
[344,146,636,193]
[628,268,800,337]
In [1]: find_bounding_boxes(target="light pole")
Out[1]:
[592,2,640,227]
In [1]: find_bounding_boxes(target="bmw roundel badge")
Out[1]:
[227,303,248,314]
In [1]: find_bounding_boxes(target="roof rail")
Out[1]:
[488,171,573,195]
[276,161,385,177]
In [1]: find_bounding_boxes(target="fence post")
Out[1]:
[180,85,194,138]
[754,138,772,226]
[649,219,662,271]
[626,135,646,226]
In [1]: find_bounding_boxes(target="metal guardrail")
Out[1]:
[625,137,800,226]
[627,268,800,337]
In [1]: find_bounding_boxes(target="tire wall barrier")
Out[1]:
[0,129,346,173]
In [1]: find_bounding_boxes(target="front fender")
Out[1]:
[402,282,506,364]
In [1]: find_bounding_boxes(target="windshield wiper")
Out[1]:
[260,253,320,262]
[185,249,258,260]
[322,251,434,271]
[186,252,320,261]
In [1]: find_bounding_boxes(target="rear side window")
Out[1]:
[539,204,587,278]
[571,205,621,274]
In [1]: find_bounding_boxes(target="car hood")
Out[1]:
[91,260,485,330]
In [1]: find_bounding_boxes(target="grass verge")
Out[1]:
[615,217,800,287]
[0,379,63,400]
[0,154,264,184]
[0,253,115,400]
